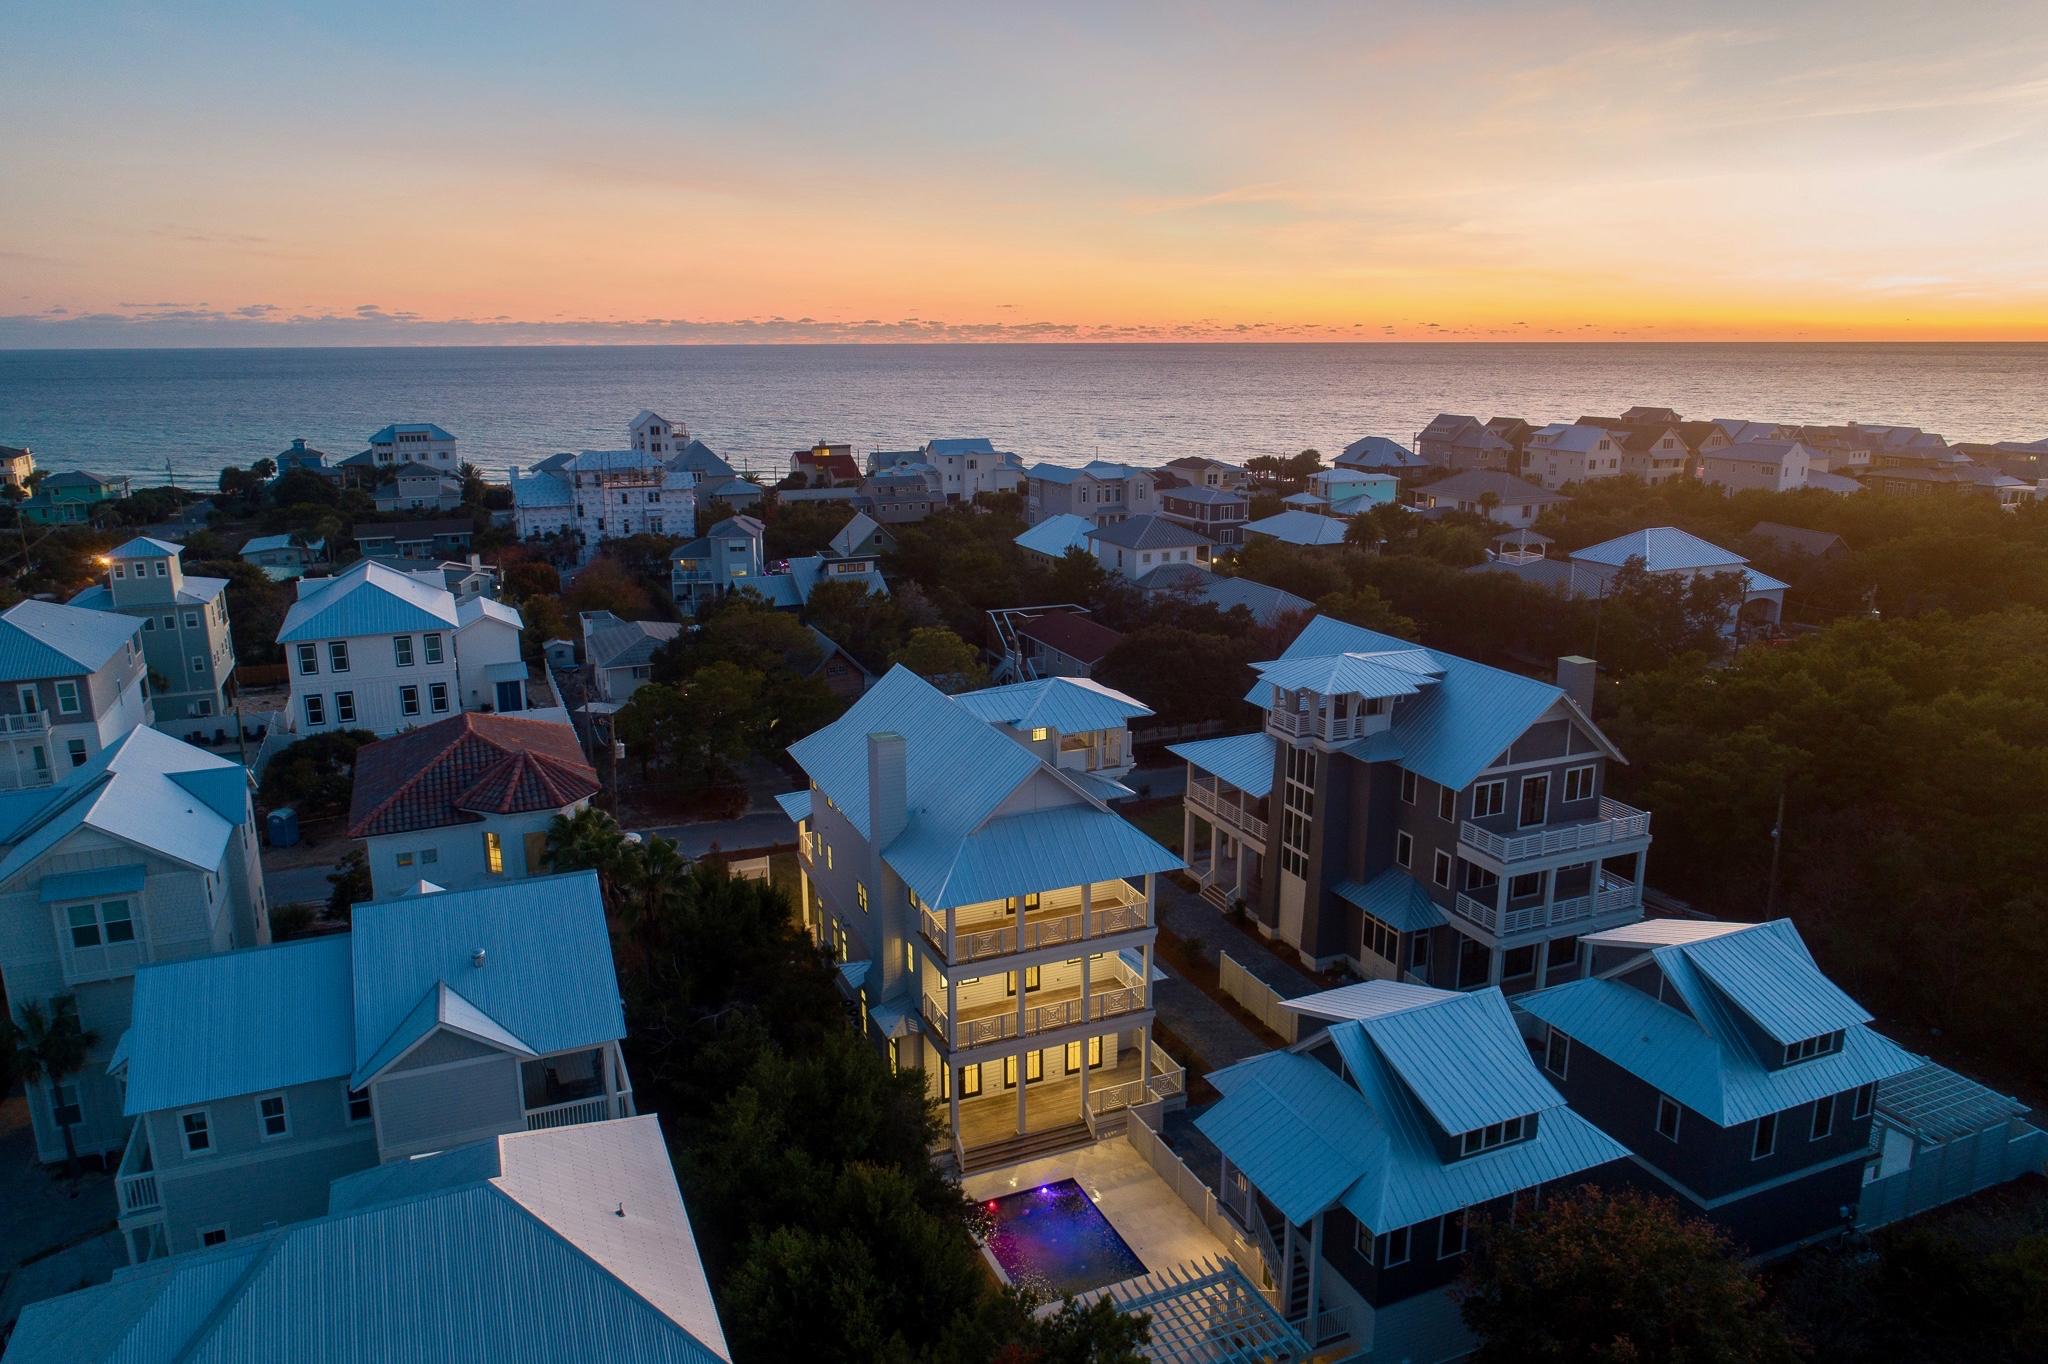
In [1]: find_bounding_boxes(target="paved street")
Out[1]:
[266,861,343,907]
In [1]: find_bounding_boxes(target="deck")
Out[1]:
[957,1051,1146,1148]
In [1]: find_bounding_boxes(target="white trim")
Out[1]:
[1810,1094,1835,1141]
[1395,831,1413,868]
[178,1106,214,1157]
[1470,778,1506,819]
[1655,1093,1681,1142]
[255,1092,291,1141]
[1516,772,1550,828]
[1543,1027,1570,1080]
[1751,1111,1778,1160]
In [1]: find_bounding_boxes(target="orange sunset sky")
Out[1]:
[4,1,2047,345]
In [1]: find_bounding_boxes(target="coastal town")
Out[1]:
[1,404,2045,1364]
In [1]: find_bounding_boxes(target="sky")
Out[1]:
[4,0,2048,345]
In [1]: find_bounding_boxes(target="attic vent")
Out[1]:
[472,948,487,969]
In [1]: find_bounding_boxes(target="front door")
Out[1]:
[495,680,524,712]
[1519,773,1550,827]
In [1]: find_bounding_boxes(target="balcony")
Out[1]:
[116,1123,160,1220]
[0,711,52,738]
[1264,707,1382,745]
[1187,775,1267,844]
[1083,1040,1186,1124]
[1453,873,1642,938]
[525,1092,634,1130]
[520,1046,633,1131]
[919,881,1149,964]
[921,966,1149,1050]
[1459,797,1651,864]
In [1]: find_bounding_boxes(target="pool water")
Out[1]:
[982,1179,1148,1298]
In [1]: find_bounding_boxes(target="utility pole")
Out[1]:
[1764,785,1786,918]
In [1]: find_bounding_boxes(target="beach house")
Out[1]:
[0,599,153,789]
[68,537,236,736]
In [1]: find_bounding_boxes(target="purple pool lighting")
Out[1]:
[982,1178,1146,1298]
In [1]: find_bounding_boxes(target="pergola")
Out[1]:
[1094,1257,1311,1363]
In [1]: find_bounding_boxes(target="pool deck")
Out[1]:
[962,1137,1233,1285]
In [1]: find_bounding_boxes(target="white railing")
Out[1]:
[524,1094,612,1130]
[1459,796,1651,863]
[1454,875,1642,937]
[918,892,1150,964]
[1187,777,1268,843]
[922,975,1148,1049]
[0,711,51,737]
[1087,1077,1152,1116]
[1147,1042,1186,1099]
[116,1125,160,1217]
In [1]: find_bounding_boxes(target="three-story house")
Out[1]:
[69,537,236,737]
[0,599,153,790]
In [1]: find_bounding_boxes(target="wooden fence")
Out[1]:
[1219,951,1300,1044]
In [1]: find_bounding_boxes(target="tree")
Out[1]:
[563,557,654,618]
[1458,1185,1799,1364]
[459,462,488,507]
[327,846,371,921]
[502,560,562,601]
[1314,586,1416,638]
[1046,547,1111,608]
[762,499,852,561]
[189,557,292,666]
[605,533,686,585]
[543,805,631,904]
[1096,626,1263,726]
[257,730,376,818]
[6,999,100,1174]
[803,580,910,673]
[269,468,338,508]
[889,627,987,691]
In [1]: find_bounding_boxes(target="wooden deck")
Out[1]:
[956,1051,1146,1148]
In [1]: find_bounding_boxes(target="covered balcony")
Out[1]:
[920,952,1151,1051]
[944,1031,1186,1170]
[115,1121,161,1222]
[918,878,1151,965]
[1459,796,1651,866]
[1186,773,1267,846]
[520,1043,636,1131]
[1451,868,1642,940]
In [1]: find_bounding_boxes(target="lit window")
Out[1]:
[1030,726,1049,742]
[485,832,504,875]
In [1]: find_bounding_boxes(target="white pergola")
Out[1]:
[1095,1257,1311,1363]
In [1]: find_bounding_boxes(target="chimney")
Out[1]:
[866,732,908,851]
[1556,656,1597,717]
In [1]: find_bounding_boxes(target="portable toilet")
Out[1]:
[265,807,300,848]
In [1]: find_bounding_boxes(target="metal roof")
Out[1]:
[952,676,1153,734]
[1026,461,1144,485]
[1412,470,1565,505]
[512,470,574,507]
[1243,510,1349,546]
[369,422,455,442]
[1706,440,1809,467]
[107,536,184,560]
[1087,514,1213,551]
[121,937,354,1113]
[349,872,624,1087]
[278,559,458,642]
[773,790,811,823]
[1572,526,1748,572]
[1875,1058,2031,1144]
[1529,423,1613,453]
[885,802,1181,907]
[828,511,886,556]
[1166,731,1274,797]
[1358,989,1561,1135]
[1014,513,1097,558]
[37,864,146,903]
[925,437,998,456]
[1282,978,1455,1022]
[1582,920,1747,947]
[1330,870,1447,934]
[1675,918,1871,1046]
[1250,648,1442,700]
[1139,569,1311,626]
[356,979,539,1082]
[6,1118,730,1364]
[0,599,141,680]
[1157,484,1243,505]
[1337,436,1426,468]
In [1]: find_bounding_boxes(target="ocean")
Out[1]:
[1,343,2044,486]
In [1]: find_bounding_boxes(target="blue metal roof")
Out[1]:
[1358,989,1561,1135]
[38,864,146,903]
[925,437,997,456]
[1140,569,1311,626]
[349,872,624,1087]
[1086,514,1211,550]
[368,422,455,442]
[1167,731,1274,797]
[0,599,141,680]
[1198,1051,1385,1225]
[773,790,811,823]
[1337,436,1426,469]
[885,802,1180,907]
[1331,870,1445,934]
[1250,648,1441,700]
[513,471,574,508]
[1673,918,1871,1046]
[952,677,1153,734]
[107,536,184,560]
[121,937,355,1114]
[1014,513,1096,558]
[1243,509,1349,546]
[1572,527,1746,572]
[278,560,458,642]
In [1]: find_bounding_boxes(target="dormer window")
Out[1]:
[1782,1031,1843,1065]
[1458,1114,1532,1156]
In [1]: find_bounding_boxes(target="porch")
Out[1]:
[946,1036,1187,1170]
[919,878,1151,965]
[921,954,1150,1049]
[520,1044,636,1131]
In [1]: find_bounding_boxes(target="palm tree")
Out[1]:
[8,999,100,1175]
[612,834,690,974]
[544,805,629,900]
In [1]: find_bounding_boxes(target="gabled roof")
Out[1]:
[120,936,354,1114]
[1199,984,1626,1231]
[347,713,600,838]
[829,510,889,556]
[707,514,764,541]
[1571,526,1747,572]
[1159,483,1246,507]
[350,871,624,1087]
[1167,731,1275,798]
[1137,567,1312,626]
[1013,609,1124,666]
[1026,460,1145,485]
[1086,514,1212,551]
[1337,436,1426,469]
[353,517,475,541]
[885,801,1182,907]
[513,471,575,508]
[278,558,459,642]
[1412,470,1566,505]
[1249,648,1442,701]
[925,437,998,457]
[953,677,1153,734]
[1243,510,1349,546]
[1014,513,1097,558]
[7,1117,730,1364]
[570,449,661,474]
[1706,440,1810,467]
[0,728,249,888]
[107,535,184,560]
[589,619,683,672]
[1517,919,1918,1126]
[369,423,455,443]
[1282,978,1455,1023]
[0,599,140,680]
[667,438,735,478]
[1528,423,1613,454]
[239,533,321,556]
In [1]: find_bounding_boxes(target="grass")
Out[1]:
[1121,799,1184,854]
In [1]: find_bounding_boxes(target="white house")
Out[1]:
[69,537,236,737]
[1014,513,1097,566]
[345,713,600,899]
[1525,423,1626,489]
[1306,468,1399,515]
[237,533,325,580]
[0,727,267,1168]
[372,462,463,513]
[278,559,527,738]
[104,872,630,1263]
[583,614,684,703]
[917,438,1026,502]
[631,409,738,489]
[361,422,459,472]
[510,449,694,551]
[1024,461,1158,526]
[1701,441,1815,495]
[1084,514,1213,581]
[1475,526,1788,631]
[1242,509,1350,547]
[1407,470,1570,529]
[670,515,767,613]
[0,599,153,789]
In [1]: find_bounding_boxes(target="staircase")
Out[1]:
[1263,1208,1313,1324]
[960,1121,1093,1176]
[1200,881,1231,913]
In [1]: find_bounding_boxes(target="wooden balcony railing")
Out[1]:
[116,1123,160,1218]
[1459,797,1651,863]
[920,973,1149,1050]
[1187,776,1268,842]
[919,887,1149,964]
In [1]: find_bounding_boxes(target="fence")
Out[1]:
[1859,1125,2048,1231]
[1123,1109,1276,1298]
[1219,951,1300,1044]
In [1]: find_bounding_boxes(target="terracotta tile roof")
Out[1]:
[347,713,599,838]
[1016,610,1123,666]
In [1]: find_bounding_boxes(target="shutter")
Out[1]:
[523,831,549,875]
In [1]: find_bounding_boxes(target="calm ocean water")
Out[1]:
[1,343,2044,486]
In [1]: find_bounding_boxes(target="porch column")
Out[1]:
[1307,1211,1325,1339]
[1487,946,1504,988]
[948,1061,961,1149]
[1181,804,1194,870]
[1081,881,1092,939]
[1016,974,1029,1134]
[1280,1219,1297,1320]
[1143,872,1155,931]
[603,1041,620,1118]
[1541,865,1557,928]
[1141,941,1154,1009]
[946,904,956,962]
[797,864,812,934]
[1079,953,1093,1117]
[1231,845,1247,901]
[946,974,958,1052]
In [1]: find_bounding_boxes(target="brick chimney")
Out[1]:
[1556,656,1597,717]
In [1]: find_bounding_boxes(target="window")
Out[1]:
[183,611,199,630]
[1090,1035,1103,1068]
[423,633,443,664]
[1027,1050,1044,1082]
[1362,912,1397,964]
[1459,1116,1528,1156]
[162,613,175,630]
[1503,945,1538,979]
[1029,726,1049,741]
[1466,864,1499,892]
[396,851,414,868]
[328,641,349,673]
[1438,787,1456,822]
[1562,765,1596,802]
[394,636,414,667]
[257,1094,290,1140]
[112,564,124,579]
[1852,1084,1875,1121]
[54,680,79,715]
[1509,871,1544,899]
[296,643,318,675]
[345,1086,374,1128]
[1395,831,1413,868]
[1400,770,1417,804]
[1409,931,1430,970]
[1470,780,1506,819]
[1438,1211,1469,1259]
[1006,965,1041,995]
[1432,850,1452,889]
[1782,1032,1843,1065]
[180,1109,213,1155]
[429,682,449,713]
[1518,773,1550,827]
[334,691,356,724]
[1752,1112,1779,1160]
[199,1227,229,1248]
[1376,1223,1412,1267]
[303,694,325,727]
[190,654,206,674]
[1544,1027,1570,1079]
[856,882,869,912]
[960,1064,982,1097]
[66,898,135,950]
[1655,1095,1682,1141]
[15,683,35,711]
[50,1081,82,1127]
[1811,1095,1836,1141]
[485,831,504,875]
[1004,1055,1019,1087]
[1065,1040,1082,1072]
[155,561,167,576]
[400,685,420,717]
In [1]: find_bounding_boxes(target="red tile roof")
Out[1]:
[1016,610,1123,667]
[346,713,600,838]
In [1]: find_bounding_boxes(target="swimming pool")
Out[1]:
[982,1178,1148,1298]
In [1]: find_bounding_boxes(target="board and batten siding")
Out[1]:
[373,1049,524,1158]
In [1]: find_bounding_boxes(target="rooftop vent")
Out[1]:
[472,948,487,969]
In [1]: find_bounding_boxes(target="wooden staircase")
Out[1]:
[1200,881,1232,912]
[1264,1208,1313,1323]
[959,1121,1093,1176]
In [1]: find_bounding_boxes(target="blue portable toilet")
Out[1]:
[266,807,300,848]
